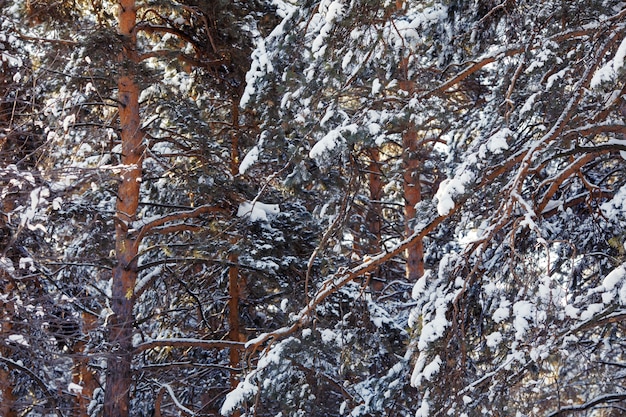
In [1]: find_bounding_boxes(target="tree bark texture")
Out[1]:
[403,126,424,281]
[0,280,17,417]
[72,312,98,417]
[228,251,241,389]
[366,148,383,253]
[103,1,142,416]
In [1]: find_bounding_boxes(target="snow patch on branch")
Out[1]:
[239,146,259,174]
[222,338,294,416]
[237,201,280,222]
[590,35,626,88]
[434,170,474,216]
[309,123,358,164]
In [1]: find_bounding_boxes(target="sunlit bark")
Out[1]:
[103,1,142,416]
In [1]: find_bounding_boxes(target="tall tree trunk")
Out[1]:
[366,148,383,253]
[228,251,241,386]
[403,126,424,281]
[72,312,98,417]
[228,101,242,411]
[0,279,17,417]
[103,2,142,416]
[0,368,17,417]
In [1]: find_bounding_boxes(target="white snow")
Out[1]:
[7,334,29,346]
[545,69,567,90]
[68,383,83,394]
[590,35,626,88]
[486,128,511,154]
[579,302,604,321]
[239,146,259,174]
[417,305,450,350]
[602,263,626,291]
[320,328,339,344]
[372,78,382,95]
[434,171,474,216]
[411,352,427,387]
[520,92,540,114]
[564,304,579,319]
[492,301,510,323]
[485,331,502,348]
[411,270,430,299]
[134,265,164,295]
[237,201,280,222]
[18,257,35,271]
[415,391,430,417]
[512,300,534,340]
[319,0,345,23]
[341,50,353,70]
[221,378,259,415]
[422,355,442,381]
[309,129,345,161]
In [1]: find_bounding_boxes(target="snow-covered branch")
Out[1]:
[245,203,447,351]
[547,393,626,417]
[0,356,63,417]
[134,204,224,244]
[134,337,245,353]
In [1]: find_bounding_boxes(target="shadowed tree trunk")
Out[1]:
[72,311,98,417]
[103,1,142,416]
[228,101,243,417]
[0,279,17,417]
[403,125,424,281]
[366,148,383,253]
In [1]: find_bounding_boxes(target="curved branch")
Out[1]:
[134,204,225,245]
[0,356,64,417]
[547,393,626,417]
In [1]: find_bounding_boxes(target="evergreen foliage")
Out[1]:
[1,0,625,416]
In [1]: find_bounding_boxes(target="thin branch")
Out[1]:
[546,393,626,417]
[135,338,245,353]
[135,257,263,273]
[141,361,238,372]
[133,204,225,245]
[245,203,450,352]
[0,356,64,417]
[161,383,195,416]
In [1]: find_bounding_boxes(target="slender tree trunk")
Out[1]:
[403,126,424,281]
[72,312,98,417]
[0,367,17,417]
[0,280,17,417]
[398,50,424,282]
[228,101,242,415]
[230,101,240,177]
[366,148,383,253]
[228,251,241,386]
[103,2,142,416]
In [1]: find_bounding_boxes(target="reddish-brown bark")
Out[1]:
[0,367,17,417]
[0,280,17,417]
[103,2,142,417]
[366,148,383,253]
[403,126,424,281]
[72,312,98,417]
[228,252,241,384]
[228,98,242,404]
